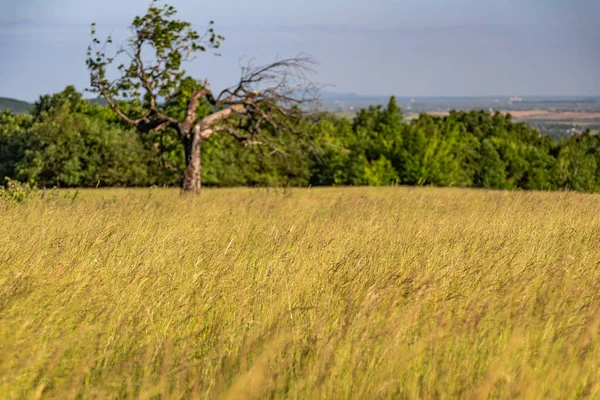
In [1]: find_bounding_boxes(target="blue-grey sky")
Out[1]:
[1,0,599,101]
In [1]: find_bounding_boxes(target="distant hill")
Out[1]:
[318,91,389,111]
[320,91,387,102]
[87,97,108,106]
[0,96,110,114]
[0,97,32,114]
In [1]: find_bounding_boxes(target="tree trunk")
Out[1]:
[181,132,202,194]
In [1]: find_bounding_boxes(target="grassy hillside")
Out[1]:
[0,97,32,114]
[0,187,598,398]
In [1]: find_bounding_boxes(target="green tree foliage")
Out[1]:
[18,107,151,187]
[2,88,600,192]
[554,130,599,192]
[0,110,33,183]
[477,139,508,189]
[1,88,153,187]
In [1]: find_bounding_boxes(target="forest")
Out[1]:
[1,85,599,192]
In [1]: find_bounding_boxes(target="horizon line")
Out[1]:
[2,93,600,104]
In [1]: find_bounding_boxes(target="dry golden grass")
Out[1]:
[0,187,599,399]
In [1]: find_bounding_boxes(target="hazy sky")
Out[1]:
[1,0,599,101]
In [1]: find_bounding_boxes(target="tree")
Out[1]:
[86,0,317,193]
[15,89,152,188]
[555,130,599,191]
[477,139,507,189]
[0,110,33,185]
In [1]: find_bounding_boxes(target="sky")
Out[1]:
[0,0,599,101]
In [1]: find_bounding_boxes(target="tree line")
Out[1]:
[1,86,599,192]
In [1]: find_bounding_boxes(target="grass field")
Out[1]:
[1,187,599,399]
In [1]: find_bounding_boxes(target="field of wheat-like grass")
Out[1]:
[0,187,599,399]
